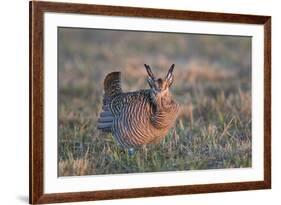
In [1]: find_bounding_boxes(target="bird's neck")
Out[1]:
[150,92,178,129]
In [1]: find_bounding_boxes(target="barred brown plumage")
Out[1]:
[97,64,179,149]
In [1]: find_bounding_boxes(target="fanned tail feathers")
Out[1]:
[97,72,122,132]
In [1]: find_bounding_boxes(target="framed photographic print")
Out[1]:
[29,0,271,204]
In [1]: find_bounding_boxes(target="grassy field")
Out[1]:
[58,28,252,176]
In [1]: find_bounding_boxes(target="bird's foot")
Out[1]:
[128,148,135,156]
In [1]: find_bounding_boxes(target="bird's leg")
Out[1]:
[128,148,135,157]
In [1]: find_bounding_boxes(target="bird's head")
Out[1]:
[144,64,175,97]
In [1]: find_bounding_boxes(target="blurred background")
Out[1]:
[58,27,252,176]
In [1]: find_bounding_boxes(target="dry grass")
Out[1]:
[58,28,252,176]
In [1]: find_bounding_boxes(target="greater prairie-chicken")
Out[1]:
[97,64,179,149]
